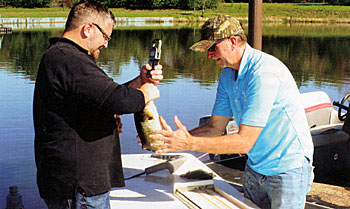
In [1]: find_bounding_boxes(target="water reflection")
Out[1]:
[263,36,350,87]
[0,17,175,29]
[1,26,350,89]
[0,24,350,208]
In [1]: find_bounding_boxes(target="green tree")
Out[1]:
[199,0,207,17]
[179,0,219,10]
[6,0,51,7]
[152,0,180,8]
[329,0,350,5]
[108,0,128,7]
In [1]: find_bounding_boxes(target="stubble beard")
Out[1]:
[91,49,100,60]
[87,39,100,60]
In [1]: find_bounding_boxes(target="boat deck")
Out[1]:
[111,153,258,208]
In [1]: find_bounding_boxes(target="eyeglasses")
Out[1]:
[92,22,111,41]
[207,38,227,52]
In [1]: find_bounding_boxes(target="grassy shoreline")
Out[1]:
[1,3,350,23]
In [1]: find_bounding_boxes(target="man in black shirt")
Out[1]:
[33,1,162,208]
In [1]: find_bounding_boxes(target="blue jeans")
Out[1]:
[44,191,111,209]
[242,157,314,209]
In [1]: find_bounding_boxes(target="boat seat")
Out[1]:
[301,91,341,127]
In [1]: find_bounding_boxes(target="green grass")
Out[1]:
[1,3,350,22]
[262,23,350,37]
[9,23,350,38]
[214,3,350,21]
[262,3,350,19]
[0,7,70,18]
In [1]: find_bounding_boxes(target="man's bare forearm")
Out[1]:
[189,115,230,137]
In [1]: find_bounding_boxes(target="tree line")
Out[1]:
[1,0,349,8]
[234,0,349,4]
[1,0,220,9]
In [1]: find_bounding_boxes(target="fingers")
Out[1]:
[145,63,162,71]
[159,116,172,131]
[149,70,163,85]
[118,122,123,134]
[149,65,163,79]
[149,116,189,153]
[142,64,163,85]
[150,130,172,146]
[174,115,187,131]
[151,139,174,154]
[115,115,123,134]
[151,129,172,138]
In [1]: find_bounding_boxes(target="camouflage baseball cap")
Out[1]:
[189,15,244,52]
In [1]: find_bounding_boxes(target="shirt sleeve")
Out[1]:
[212,68,233,118]
[102,84,145,115]
[68,58,145,114]
[240,71,280,127]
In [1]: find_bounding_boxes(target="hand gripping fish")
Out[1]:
[134,39,162,151]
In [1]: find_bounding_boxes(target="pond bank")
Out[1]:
[0,17,175,29]
[1,16,350,30]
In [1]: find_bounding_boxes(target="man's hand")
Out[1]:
[150,115,263,155]
[141,64,163,85]
[115,115,123,134]
[127,64,163,90]
[150,116,192,153]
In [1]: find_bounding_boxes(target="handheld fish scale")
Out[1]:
[147,39,162,78]
[125,154,186,180]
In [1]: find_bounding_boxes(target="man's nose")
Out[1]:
[103,40,108,48]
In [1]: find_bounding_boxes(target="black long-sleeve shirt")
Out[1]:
[33,37,145,199]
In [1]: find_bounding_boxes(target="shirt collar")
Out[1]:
[237,43,254,79]
[224,43,254,81]
[49,37,90,55]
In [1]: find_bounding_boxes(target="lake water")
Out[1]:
[1,23,350,208]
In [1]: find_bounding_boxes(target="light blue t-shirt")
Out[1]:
[212,44,313,176]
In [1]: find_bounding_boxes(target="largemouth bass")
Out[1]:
[135,39,162,152]
[134,100,162,151]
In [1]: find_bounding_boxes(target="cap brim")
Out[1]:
[189,40,215,52]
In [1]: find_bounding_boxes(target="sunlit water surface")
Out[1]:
[1,24,350,208]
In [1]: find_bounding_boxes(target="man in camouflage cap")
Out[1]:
[189,14,244,52]
[151,14,314,209]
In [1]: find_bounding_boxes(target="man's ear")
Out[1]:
[228,36,238,50]
[81,23,93,39]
